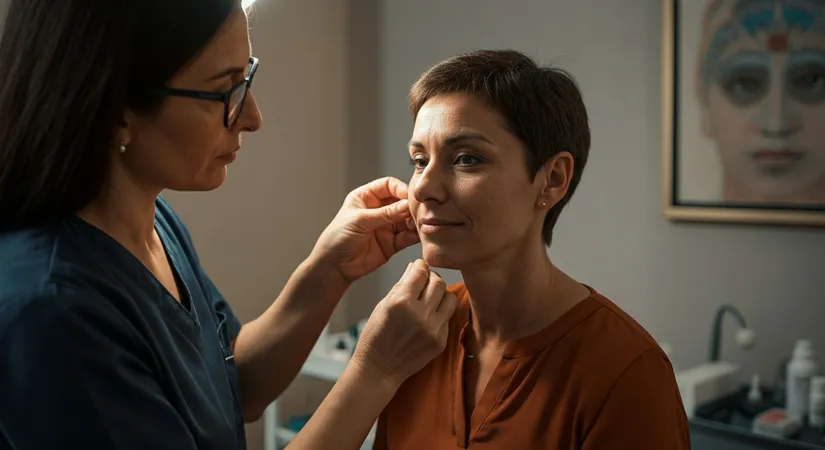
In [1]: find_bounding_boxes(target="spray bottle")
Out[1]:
[786,339,818,419]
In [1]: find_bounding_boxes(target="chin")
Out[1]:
[421,242,467,270]
[170,168,228,192]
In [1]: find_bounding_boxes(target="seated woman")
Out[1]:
[374,50,690,449]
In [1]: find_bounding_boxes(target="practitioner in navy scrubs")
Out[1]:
[0,1,457,449]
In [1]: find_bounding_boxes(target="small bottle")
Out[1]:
[748,373,763,404]
[810,376,825,428]
[786,339,818,418]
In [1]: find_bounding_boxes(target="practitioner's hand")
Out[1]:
[310,177,419,285]
[351,259,458,388]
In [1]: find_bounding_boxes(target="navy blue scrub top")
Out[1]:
[0,197,246,450]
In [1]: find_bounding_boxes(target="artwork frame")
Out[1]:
[661,0,825,226]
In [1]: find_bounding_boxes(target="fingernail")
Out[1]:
[403,262,412,276]
[406,218,415,230]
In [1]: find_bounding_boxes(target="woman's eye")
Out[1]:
[789,68,825,104]
[455,154,481,166]
[409,156,427,169]
[409,153,481,170]
[720,73,767,106]
[715,63,769,107]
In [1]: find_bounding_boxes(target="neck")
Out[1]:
[76,161,163,255]
[460,237,560,347]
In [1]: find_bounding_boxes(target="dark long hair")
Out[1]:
[0,0,236,231]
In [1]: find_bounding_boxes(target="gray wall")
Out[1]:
[370,0,825,381]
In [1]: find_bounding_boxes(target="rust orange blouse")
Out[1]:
[374,283,690,449]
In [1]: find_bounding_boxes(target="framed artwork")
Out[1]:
[662,0,825,226]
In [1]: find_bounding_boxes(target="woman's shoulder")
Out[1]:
[0,278,135,356]
[1,215,135,299]
[0,223,129,332]
[583,291,663,358]
[0,212,164,331]
[0,220,69,301]
[560,291,675,394]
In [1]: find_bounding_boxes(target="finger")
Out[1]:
[404,259,428,280]
[394,230,420,252]
[392,216,415,233]
[358,199,411,229]
[393,215,416,233]
[391,262,413,291]
[399,259,429,297]
[381,197,399,207]
[436,291,458,316]
[421,270,447,309]
[351,177,409,206]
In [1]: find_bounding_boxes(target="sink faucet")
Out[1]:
[709,304,755,362]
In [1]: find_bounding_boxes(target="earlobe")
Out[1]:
[535,170,553,209]
[118,109,136,148]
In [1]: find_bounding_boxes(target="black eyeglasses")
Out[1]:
[150,56,259,128]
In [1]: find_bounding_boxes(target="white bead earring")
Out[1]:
[541,201,547,207]
[119,143,127,154]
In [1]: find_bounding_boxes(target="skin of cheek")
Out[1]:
[411,167,541,269]
[127,101,229,192]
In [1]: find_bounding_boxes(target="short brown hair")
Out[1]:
[409,49,590,246]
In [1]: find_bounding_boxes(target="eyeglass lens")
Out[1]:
[228,59,257,127]
[228,85,248,127]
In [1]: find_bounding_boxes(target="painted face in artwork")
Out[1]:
[697,0,825,204]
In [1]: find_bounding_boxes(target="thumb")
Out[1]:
[358,200,410,229]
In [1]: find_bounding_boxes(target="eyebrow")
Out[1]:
[408,131,492,149]
[205,65,246,82]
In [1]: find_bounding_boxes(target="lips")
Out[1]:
[416,217,463,235]
[217,146,240,161]
[417,218,463,226]
[751,149,804,163]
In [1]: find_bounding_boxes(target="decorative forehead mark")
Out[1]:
[764,1,789,52]
[736,0,822,36]
[767,32,790,51]
[705,1,824,66]
[762,0,825,53]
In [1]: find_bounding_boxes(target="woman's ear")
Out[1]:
[116,109,137,148]
[536,151,575,209]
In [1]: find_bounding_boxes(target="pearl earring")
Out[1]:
[119,144,127,154]
[541,201,547,207]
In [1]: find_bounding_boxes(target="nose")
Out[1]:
[758,69,800,138]
[237,91,263,132]
[410,161,448,205]
[761,126,800,139]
